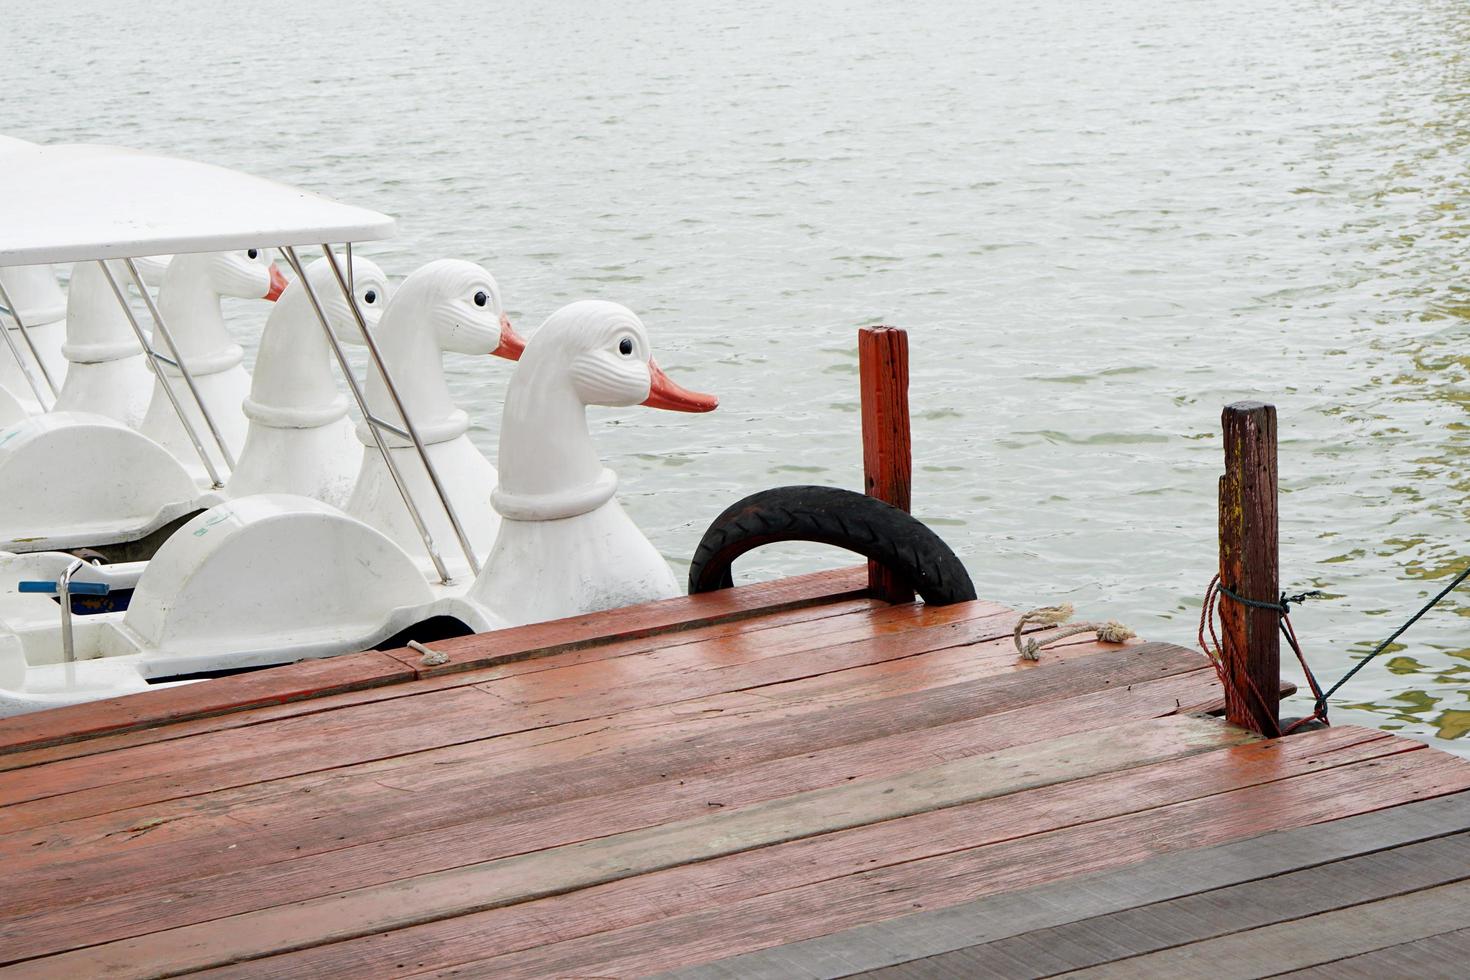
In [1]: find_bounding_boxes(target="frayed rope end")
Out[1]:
[1015,607,1135,661]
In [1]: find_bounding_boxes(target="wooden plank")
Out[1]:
[0,567,870,770]
[436,595,886,685]
[3,716,1253,976]
[1180,676,1295,716]
[0,638,1191,883]
[0,597,988,823]
[0,641,1206,889]
[165,728,1424,980]
[858,325,913,603]
[855,830,1470,977]
[1274,926,1470,978]
[0,640,1196,927]
[0,594,883,774]
[378,564,873,677]
[0,667,1240,953]
[348,745,1470,980]
[0,566,874,767]
[0,651,416,758]
[664,791,1470,979]
[470,599,1021,729]
[0,685,507,832]
[1062,878,1470,978]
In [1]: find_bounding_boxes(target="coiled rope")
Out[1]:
[1013,604,1135,661]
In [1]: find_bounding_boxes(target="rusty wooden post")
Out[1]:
[859,325,914,604]
[1219,401,1281,737]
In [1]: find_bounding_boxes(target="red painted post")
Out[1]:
[859,325,915,604]
[1219,401,1281,737]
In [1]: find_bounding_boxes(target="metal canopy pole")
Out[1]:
[123,258,238,473]
[279,245,459,585]
[97,261,226,488]
[320,243,482,577]
[58,558,86,666]
[0,277,58,405]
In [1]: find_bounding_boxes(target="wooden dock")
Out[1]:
[2,565,1468,978]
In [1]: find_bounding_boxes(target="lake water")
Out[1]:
[4,0,1468,756]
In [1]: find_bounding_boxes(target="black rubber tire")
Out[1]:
[688,485,977,605]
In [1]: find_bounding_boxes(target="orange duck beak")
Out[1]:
[264,264,289,302]
[492,314,526,360]
[642,359,718,412]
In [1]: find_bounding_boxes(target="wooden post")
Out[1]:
[1219,401,1280,737]
[859,325,914,604]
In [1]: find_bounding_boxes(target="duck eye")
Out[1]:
[618,338,634,356]
[247,249,259,259]
[364,289,377,304]
[473,290,488,307]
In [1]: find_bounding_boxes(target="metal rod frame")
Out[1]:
[0,276,58,405]
[123,257,238,473]
[280,245,461,584]
[97,261,226,488]
[320,243,482,577]
[365,414,411,440]
[58,558,84,666]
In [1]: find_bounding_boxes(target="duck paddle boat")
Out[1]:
[0,141,553,714]
[344,259,524,575]
[0,295,720,717]
[48,254,171,427]
[0,142,391,560]
[222,255,392,508]
[456,300,719,626]
[135,248,289,475]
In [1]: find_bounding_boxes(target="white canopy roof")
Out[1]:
[0,142,396,266]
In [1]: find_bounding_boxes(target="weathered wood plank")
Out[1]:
[0,598,1010,828]
[1274,925,1470,978]
[0,601,1105,840]
[1061,878,1470,979]
[0,668,1242,953]
[3,715,1252,976]
[436,595,887,685]
[176,728,1433,980]
[666,790,1470,980]
[378,564,874,677]
[1179,676,1296,716]
[0,641,1205,892]
[856,830,1470,978]
[470,599,1022,729]
[0,593,883,775]
[371,747,1470,980]
[0,651,417,758]
[0,567,874,769]
[0,684,515,832]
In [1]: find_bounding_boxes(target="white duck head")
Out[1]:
[359,258,524,445]
[493,300,717,514]
[157,248,286,364]
[245,256,390,422]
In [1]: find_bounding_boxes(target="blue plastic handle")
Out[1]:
[17,580,110,596]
